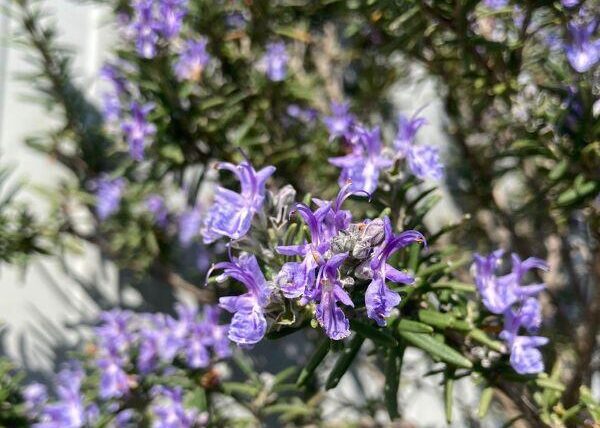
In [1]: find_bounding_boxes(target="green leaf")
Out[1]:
[431,281,476,293]
[325,335,365,390]
[384,346,405,420]
[296,338,330,387]
[548,159,569,181]
[398,331,473,368]
[478,387,494,418]
[418,310,471,331]
[535,377,565,392]
[397,319,434,334]
[185,387,207,412]
[444,369,455,424]
[350,319,397,347]
[221,382,260,397]
[468,328,505,353]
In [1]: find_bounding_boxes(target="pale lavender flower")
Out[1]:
[130,0,159,59]
[96,309,134,355]
[565,20,600,72]
[562,0,580,7]
[287,104,318,124]
[363,217,424,325]
[178,207,202,246]
[329,126,393,193]
[507,336,549,374]
[201,160,275,243]
[174,38,211,81]
[211,253,271,346]
[394,112,427,156]
[146,194,169,227]
[95,177,126,220]
[407,145,444,181]
[121,102,156,161]
[323,102,355,141]
[262,42,288,81]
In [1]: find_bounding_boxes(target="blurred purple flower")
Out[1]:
[484,0,508,9]
[160,0,188,40]
[146,194,169,227]
[394,112,426,157]
[262,42,288,81]
[329,126,393,193]
[150,386,197,428]
[174,38,211,81]
[286,104,318,124]
[323,102,355,141]
[97,354,130,399]
[178,207,202,246]
[95,177,126,220]
[23,383,48,417]
[407,145,444,181]
[121,102,156,161]
[211,253,271,346]
[562,0,580,7]
[565,20,600,72]
[201,160,275,243]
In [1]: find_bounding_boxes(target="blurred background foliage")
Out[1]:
[0,0,598,426]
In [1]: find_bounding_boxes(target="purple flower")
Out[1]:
[146,194,169,227]
[473,251,547,315]
[174,38,211,81]
[363,217,424,325]
[159,0,188,40]
[23,383,48,417]
[315,253,354,340]
[484,0,508,9]
[95,177,125,220]
[329,126,393,193]
[562,0,580,7]
[211,253,271,346]
[97,354,130,399]
[407,145,444,181]
[565,20,599,72]
[323,102,355,141]
[475,251,548,374]
[200,305,231,359]
[225,11,247,29]
[96,309,134,355]
[130,0,160,59]
[287,104,318,124]
[121,102,156,161]
[394,112,427,156]
[150,386,197,428]
[262,42,288,81]
[178,207,202,246]
[201,160,275,243]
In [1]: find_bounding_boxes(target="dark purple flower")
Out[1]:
[146,194,169,227]
[565,20,599,72]
[178,207,202,246]
[394,112,427,157]
[323,102,355,141]
[262,42,288,81]
[201,161,275,243]
[211,253,271,346]
[121,102,156,161]
[407,145,444,181]
[95,177,126,220]
[363,217,424,325]
[329,126,393,193]
[174,38,211,81]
